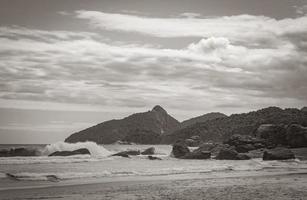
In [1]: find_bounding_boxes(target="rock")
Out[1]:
[185,139,198,147]
[112,150,140,157]
[210,144,232,156]
[141,147,155,155]
[236,153,251,160]
[286,124,307,148]
[182,150,211,159]
[49,148,90,156]
[235,144,256,153]
[0,148,38,157]
[197,143,217,151]
[112,152,130,158]
[148,155,162,160]
[256,124,287,147]
[171,140,190,158]
[185,135,202,147]
[215,148,239,160]
[225,134,254,146]
[263,147,295,160]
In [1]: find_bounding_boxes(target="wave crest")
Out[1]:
[42,141,112,157]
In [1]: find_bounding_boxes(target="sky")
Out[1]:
[0,0,307,144]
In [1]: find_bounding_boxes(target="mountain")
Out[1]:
[162,107,307,144]
[181,112,227,128]
[302,107,307,112]
[65,105,180,144]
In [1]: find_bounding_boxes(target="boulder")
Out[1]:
[286,124,307,148]
[171,140,190,158]
[112,150,140,157]
[215,148,239,160]
[263,147,295,160]
[148,155,162,160]
[197,143,216,151]
[141,147,155,155]
[209,144,232,156]
[49,148,90,156]
[256,124,287,147]
[0,148,38,157]
[111,152,130,158]
[184,135,202,147]
[182,150,211,159]
[236,153,251,160]
[235,144,256,153]
[225,134,254,146]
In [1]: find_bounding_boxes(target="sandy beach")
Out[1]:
[1,171,307,200]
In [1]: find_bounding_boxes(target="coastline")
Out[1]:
[1,170,307,200]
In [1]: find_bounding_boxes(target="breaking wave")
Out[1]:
[42,141,112,157]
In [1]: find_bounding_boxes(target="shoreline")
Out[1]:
[1,170,307,199]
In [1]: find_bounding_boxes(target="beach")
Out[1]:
[1,171,307,200]
[1,144,307,200]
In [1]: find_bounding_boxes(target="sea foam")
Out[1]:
[42,141,112,157]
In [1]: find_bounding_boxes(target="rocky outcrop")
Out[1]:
[148,155,162,160]
[256,124,287,147]
[0,148,38,157]
[286,124,307,148]
[48,148,90,156]
[65,105,180,144]
[263,147,295,160]
[171,140,211,159]
[171,140,190,158]
[185,135,202,147]
[141,147,155,155]
[112,150,140,157]
[215,147,250,160]
[182,150,211,159]
[224,134,264,153]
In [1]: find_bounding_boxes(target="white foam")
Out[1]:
[42,141,112,157]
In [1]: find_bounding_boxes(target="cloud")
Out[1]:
[75,11,307,46]
[0,10,307,116]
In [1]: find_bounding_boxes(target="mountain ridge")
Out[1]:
[162,106,307,144]
[65,105,180,144]
[181,112,227,128]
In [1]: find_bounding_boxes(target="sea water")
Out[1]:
[0,142,307,189]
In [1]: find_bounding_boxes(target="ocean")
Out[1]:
[1,142,307,190]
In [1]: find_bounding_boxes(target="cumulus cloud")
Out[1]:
[0,10,307,115]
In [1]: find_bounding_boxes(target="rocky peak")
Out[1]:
[152,105,167,114]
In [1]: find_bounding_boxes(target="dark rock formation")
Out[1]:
[301,107,307,112]
[148,155,162,160]
[171,140,190,158]
[235,144,256,153]
[185,135,202,147]
[256,124,287,147]
[163,107,307,144]
[65,105,180,144]
[286,124,307,148]
[141,147,155,155]
[223,134,264,153]
[263,147,295,160]
[112,150,140,157]
[215,147,238,160]
[0,148,38,157]
[48,148,90,156]
[182,150,211,159]
[181,112,227,128]
[215,147,250,160]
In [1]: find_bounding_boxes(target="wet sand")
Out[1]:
[1,171,307,200]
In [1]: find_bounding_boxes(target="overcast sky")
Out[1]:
[0,0,307,144]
